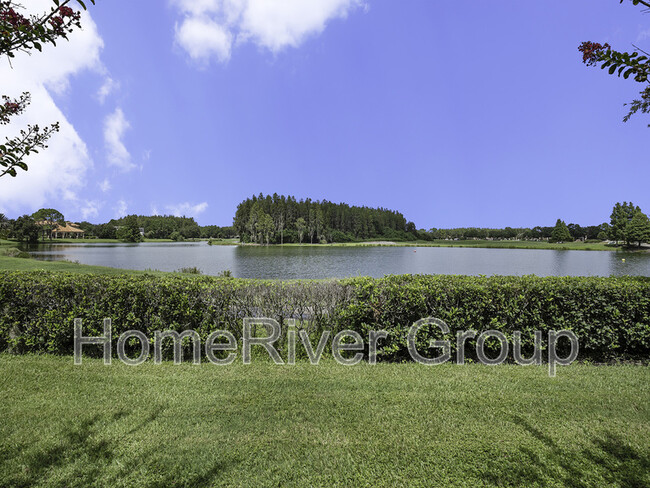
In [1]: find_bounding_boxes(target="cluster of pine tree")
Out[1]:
[233,194,416,244]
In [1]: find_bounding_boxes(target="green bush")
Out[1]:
[170,231,184,242]
[0,272,648,361]
[1,248,31,259]
[176,266,202,275]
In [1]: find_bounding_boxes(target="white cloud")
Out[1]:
[115,199,128,218]
[104,107,134,171]
[81,200,101,220]
[97,76,119,104]
[0,0,104,213]
[175,15,233,63]
[165,202,209,217]
[172,0,365,63]
[99,178,112,193]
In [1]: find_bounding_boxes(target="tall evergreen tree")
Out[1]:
[551,219,573,243]
[610,202,639,245]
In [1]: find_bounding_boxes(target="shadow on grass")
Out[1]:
[0,405,229,488]
[479,415,649,488]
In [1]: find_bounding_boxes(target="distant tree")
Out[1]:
[273,199,285,245]
[32,207,64,240]
[233,194,410,243]
[258,212,275,245]
[94,223,117,239]
[170,231,184,242]
[308,208,318,244]
[550,219,573,243]
[76,221,95,235]
[610,202,639,244]
[247,202,262,243]
[567,223,586,241]
[0,212,9,238]
[578,0,650,126]
[116,215,143,243]
[1,0,95,179]
[11,214,39,242]
[295,217,306,244]
[625,209,650,246]
[314,207,324,242]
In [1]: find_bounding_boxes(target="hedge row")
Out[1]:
[0,271,649,361]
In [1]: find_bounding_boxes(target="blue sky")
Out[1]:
[0,0,648,228]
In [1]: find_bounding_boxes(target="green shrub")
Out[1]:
[170,231,184,242]
[2,248,31,259]
[176,266,202,275]
[0,272,648,361]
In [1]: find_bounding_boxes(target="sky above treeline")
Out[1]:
[0,0,648,228]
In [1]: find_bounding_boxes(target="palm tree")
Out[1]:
[0,213,8,229]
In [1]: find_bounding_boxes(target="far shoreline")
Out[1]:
[5,238,650,252]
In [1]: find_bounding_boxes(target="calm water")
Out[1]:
[23,242,650,279]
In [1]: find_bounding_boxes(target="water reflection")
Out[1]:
[21,242,650,279]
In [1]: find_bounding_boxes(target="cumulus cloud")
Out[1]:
[172,0,365,63]
[0,0,104,213]
[81,200,101,220]
[175,15,233,63]
[97,76,119,104]
[115,199,128,218]
[99,178,112,193]
[165,202,209,217]
[104,108,134,171]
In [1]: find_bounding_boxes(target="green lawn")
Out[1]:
[0,355,647,487]
[0,255,169,276]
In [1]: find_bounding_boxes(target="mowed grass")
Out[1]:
[0,255,167,276]
[0,356,648,488]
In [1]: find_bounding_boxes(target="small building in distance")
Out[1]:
[36,221,86,239]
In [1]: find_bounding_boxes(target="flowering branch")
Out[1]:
[0,0,94,179]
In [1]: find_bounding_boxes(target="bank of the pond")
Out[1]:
[236,239,621,251]
[0,255,168,276]
[3,237,634,251]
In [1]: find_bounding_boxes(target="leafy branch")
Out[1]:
[578,0,650,126]
[0,0,94,179]
[0,123,59,178]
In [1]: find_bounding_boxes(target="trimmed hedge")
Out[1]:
[0,271,649,361]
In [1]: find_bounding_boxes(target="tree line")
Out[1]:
[233,193,415,244]
[1,201,648,246]
[0,211,236,243]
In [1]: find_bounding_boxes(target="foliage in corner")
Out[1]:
[579,0,650,126]
[0,0,94,178]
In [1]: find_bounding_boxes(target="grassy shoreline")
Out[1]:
[3,237,632,251]
[265,239,622,251]
[0,355,647,487]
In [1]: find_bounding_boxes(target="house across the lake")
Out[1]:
[36,221,85,239]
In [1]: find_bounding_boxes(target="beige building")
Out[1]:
[36,221,85,239]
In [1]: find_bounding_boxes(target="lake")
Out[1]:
[22,242,650,279]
